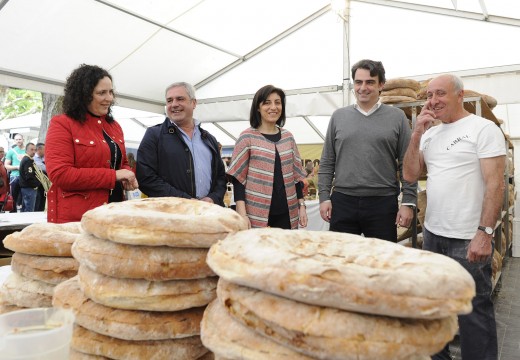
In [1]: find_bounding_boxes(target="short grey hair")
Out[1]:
[447,74,464,93]
[165,82,196,100]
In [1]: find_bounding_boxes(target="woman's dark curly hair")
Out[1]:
[250,85,286,129]
[63,64,115,123]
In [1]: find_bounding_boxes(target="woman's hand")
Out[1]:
[116,169,138,191]
[299,206,308,227]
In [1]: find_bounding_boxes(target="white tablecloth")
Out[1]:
[0,212,47,231]
[301,200,329,231]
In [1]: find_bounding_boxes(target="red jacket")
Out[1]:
[45,113,130,223]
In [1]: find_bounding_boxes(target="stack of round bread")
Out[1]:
[380,78,420,104]
[53,197,248,360]
[202,228,476,360]
[0,222,81,313]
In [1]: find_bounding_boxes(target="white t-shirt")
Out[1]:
[420,114,506,239]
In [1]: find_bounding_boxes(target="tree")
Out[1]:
[39,94,62,143]
[0,87,43,120]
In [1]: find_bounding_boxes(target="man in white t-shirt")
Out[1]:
[403,74,505,360]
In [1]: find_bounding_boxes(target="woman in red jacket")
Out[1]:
[45,64,138,223]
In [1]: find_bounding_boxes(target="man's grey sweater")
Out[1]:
[318,104,417,204]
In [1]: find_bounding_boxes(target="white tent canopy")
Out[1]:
[1,0,520,146]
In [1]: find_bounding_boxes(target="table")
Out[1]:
[301,200,330,231]
[0,212,47,257]
[0,212,47,231]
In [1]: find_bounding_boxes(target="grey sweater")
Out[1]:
[318,104,417,204]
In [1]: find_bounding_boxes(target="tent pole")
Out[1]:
[342,0,351,106]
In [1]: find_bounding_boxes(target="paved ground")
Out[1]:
[449,255,520,360]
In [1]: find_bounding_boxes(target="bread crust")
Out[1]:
[81,197,249,248]
[53,277,204,341]
[0,272,54,308]
[78,265,217,311]
[207,228,475,319]
[11,252,78,284]
[218,279,457,360]
[3,222,81,256]
[71,325,208,360]
[201,300,316,360]
[72,234,214,280]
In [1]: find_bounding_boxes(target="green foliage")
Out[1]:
[0,87,43,120]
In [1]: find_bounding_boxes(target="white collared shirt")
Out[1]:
[354,101,381,116]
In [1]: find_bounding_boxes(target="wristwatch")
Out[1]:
[477,226,494,236]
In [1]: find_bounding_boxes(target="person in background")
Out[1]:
[136,82,226,205]
[18,143,40,212]
[34,142,46,211]
[5,133,25,212]
[45,64,138,223]
[403,74,505,360]
[0,150,9,200]
[127,152,136,174]
[304,159,314,177]
[318,59,417,242]
[227,85,307,229]
[0,147,5,163]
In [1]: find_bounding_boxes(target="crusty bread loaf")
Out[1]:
[0,292,26,314]
[69,349,109,359]
[81,197,249,248]
[53,277,204,341]
[218,279,457,360]
[207,228,475,319]
[201,299,316,360]
[71,325,208,360]
[72,234,214,280]
[3,222,81,256]
[78,265,217,311]
[0,272,54,308]
[11,252,78,284]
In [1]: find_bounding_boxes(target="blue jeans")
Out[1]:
[20,187,37,212]
[423,227,497,360]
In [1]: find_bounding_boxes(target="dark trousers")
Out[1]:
[423,227,498,360]
[35,184,45,211]
[329,192,398,242]
[267,211,291,230]
[9,175,21,212]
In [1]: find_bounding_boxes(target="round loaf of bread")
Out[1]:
[78,265,217,311]
[0,272,54,308]
[2,222,81,256]
[383,78,421,91]
[0,293,26,314]
[11,252,78,284]
[72,234,214,280]
[69,349,108,359]
[207,228,475,319]
[81,197,249,248]
[201,299,316,360]
[218,279,457,360]
[71,325,208,360]
[53,277,204,341]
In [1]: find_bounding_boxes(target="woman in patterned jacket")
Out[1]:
[227,85,307,229]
